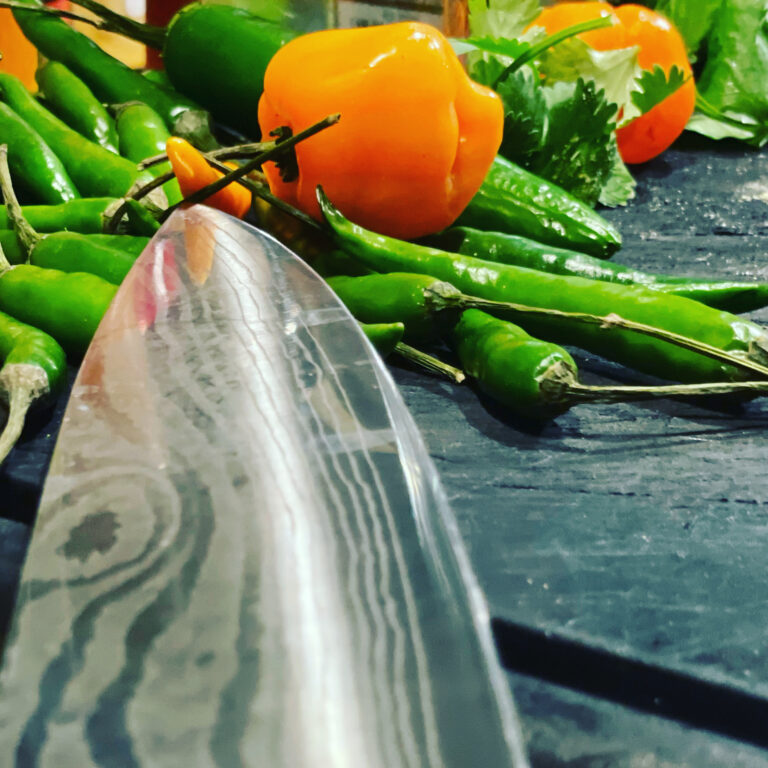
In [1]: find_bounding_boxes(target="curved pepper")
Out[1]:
[166,136,252,219]
[257,21,503,240]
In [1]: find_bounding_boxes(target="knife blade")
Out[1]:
[0,206,528,768]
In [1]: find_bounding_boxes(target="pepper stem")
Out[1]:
[393,342,466,384]
[430,287,768,381]
[139,143,270,171]
[0,145,41,259]
[0,240,11,276]
[492,15,615,90]
[0,0,119,30]
[0,364,50,465]
[564,379,768,404]
[159,113,340,223]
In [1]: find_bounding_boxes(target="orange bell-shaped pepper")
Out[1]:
[257,22,503,240]
[166,136,252,219]
[530,3,695,165]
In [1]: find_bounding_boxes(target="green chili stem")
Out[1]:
[436,288,768,380]
[104,190,162,235]
[129,171,175,201]
[0,375,38,464]
[492,15,614,90]
[0,144,41,257]
[62,0,166,48]
[68,0,164,46]
[0,0,111,29]
[0,237,11,276]
[139,143,270,170]
[394,342,466,384]
[159,113,340,223]
[204,156,324,233]
[566,379,768,404]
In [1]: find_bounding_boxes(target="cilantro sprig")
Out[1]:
[461,0,691,207]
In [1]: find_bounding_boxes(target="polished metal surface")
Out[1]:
[0,207,527,767]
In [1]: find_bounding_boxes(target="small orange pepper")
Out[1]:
[531,3,695,165]
[165,136,252,219]
[257,21,503,240]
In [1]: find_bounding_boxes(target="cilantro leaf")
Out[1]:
[627,64,689,118]
[598,139,637,208]
[537,37,641,115]
[528,79,619,207]
[496,66,549,166]
[695,0,768,129]
[460,35,531,61]
[651,0,722,62]
[687,90,768,147]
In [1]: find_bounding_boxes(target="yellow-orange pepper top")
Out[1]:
[257,22,503,240]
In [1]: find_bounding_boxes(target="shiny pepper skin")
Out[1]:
[257,21,504,240]
[166,137,252,219]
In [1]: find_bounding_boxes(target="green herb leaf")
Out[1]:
[651,0,723,62]
[461,35,531,61]
[496,66,549,166]
[467,0,540,39]
[695,0,768,131]
[528,79,619,207]
[598,140,637,207]
[537,36,640,117]
[687,91,768,146]
[628,64,688,116]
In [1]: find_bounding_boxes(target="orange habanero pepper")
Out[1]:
[257,22,503,240]
[531,3,695,165]
[166,136,252,219]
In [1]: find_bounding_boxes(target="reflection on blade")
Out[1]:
[0,206,529,768]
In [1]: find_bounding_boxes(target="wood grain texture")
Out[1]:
[0,207,527,768]
[387,137,768,747]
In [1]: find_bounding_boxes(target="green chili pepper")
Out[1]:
[0,232,25,265]
[141,68,175,92]
[27,233,141,285]
[0,101,79,205]
[0,197,118,233]
[359,320,464,382]
[0,263,116,357]
[0,143,115,359]
[429,226,768,314]
[453,309,768,421]
[360,322,404,357]
[328,273,460,342]
[317,187,768,384]
[0,146,146,286]
[0,230,148,268]
[0,306,67,464]
[457,155,622,259]
[114,101,183,205]
[66,1,295,139]
[9,0,217,149]
[35,60,120,155]
[0,72,157,200]
[160,4,295,138]
[453,308,578,419]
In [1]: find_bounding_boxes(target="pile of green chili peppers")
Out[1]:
[3,2,768,475]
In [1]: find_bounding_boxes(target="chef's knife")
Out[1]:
[0,206,528,767]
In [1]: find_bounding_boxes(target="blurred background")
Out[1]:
[0,0,456,77]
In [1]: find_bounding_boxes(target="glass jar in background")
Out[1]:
[0,10,38,89]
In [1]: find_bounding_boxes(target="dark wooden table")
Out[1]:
[4,134,768,766]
